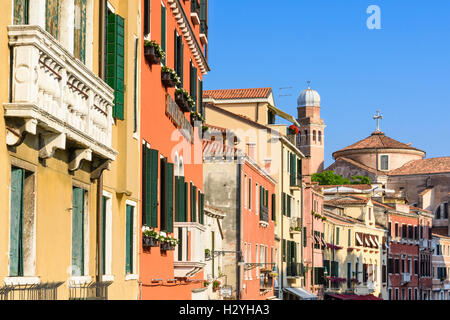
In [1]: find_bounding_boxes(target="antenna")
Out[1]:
[279,86,293,98]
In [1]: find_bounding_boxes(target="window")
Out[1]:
[380,155,389,170]
[73,0,87,62]
[395,222,399,237]
[14,0,29,25]
[244,175,247,209]
[143,0,151,35]
[174,31,184,86]
[133,36,139,133]
[255,244,259,279]
[160,158,174,232]
[336,227,340,245]
[388,288,392,300]
[190,182,197,223]
[348,229,351,246]
[395,288,399,300]
[46,0,60,39]
[125,202,137,275]
[248,178,252,210]
[303,227,307,247]
[72,186,88,276]
[105,10,125,119]
[9,166,36,277]
[189,61,198,111]
[318,131,322,144]
[256,183,259,215]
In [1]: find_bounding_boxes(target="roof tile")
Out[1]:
[204,88,272,100]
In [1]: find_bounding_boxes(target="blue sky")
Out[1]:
[203,0,450,167]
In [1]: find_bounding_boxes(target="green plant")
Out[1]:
[142,226,158,238]
[312,170,371,186]
[205,248,211,256]
[203,281,209,287]
[144,40,166,59]
[212,280,221,288]
[161,66,181,86]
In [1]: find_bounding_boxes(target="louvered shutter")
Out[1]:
[184,182,188,222]
[9,167,24,277]
[271,193,276,221]
[282,193,285,216]
[161,4,166,65]
[72,187,85,276]
[166,162,174,233]
[106,12,124,119]
[125,204,133,274]
[150,149,159,228]
[199,79,203,117]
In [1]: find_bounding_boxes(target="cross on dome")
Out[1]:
[373,110,383,132]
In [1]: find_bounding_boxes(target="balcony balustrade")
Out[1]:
[4,25,116,164]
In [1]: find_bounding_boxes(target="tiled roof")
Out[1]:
[330,156,383,175]
[389,157,450,176]
[203,88,272,100]
[325,198,368,206]
[334,131,424,154]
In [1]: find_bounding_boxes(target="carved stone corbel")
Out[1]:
[90,159,111,181]
[39,132,66,159]
[6,118,38,147]
[69,149,92,171]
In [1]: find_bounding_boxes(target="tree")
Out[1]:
[350,175,371,185]
[312,171,371,186]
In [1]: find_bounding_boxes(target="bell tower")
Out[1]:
[296,83,325,180]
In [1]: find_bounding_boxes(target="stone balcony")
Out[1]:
[173,222,206,278]
[4,25,117,168]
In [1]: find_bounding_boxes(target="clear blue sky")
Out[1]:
[203,0,450,167]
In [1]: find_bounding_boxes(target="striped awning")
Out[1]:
[369,236,377,248]
[355,233,363,246]
[374,236,381,248]
[364,236,371,247]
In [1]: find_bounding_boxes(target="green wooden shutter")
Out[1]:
[199,192,204,225]
[160,158,167,231]
[192,186,197,222]
[193,67,197,112]
[125,204,133,274]
[287,195,291,217]
[282,239,286,262]
[297,158,302,178]
[74,0,86,62]
[14,0,29,25]
[150,149,159,228]
[303,227,307,247]
[282,192,285,216]
[184,182,188,222]
[72,187,85,276]
[248,179,251,210]
[142,145,151,226]
[166,162,174,233]
[161,4,166,65]
[133,37,138,132]
[106,12,125,120]
[10,167,24,277]
[175,177,180,222]
[199,79,203,117]
[271,193,276,221]
[174,30,178,75]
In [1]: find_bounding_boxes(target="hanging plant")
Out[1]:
[288,124,300,135]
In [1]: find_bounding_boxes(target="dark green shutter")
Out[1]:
[199,193,204,225]
[287,195,291,217]
[150,149,159,228]
[14,0,29,25]
[142,145,151,226]
[72,187,85,276]
[46,0,60,39]
[184,182,188,222]
[161,4,166,65]
[282,239,286,262]
[106,12,125,120]
[125,204,133,274]
[303,227,307,247]
[166,162,174,233]
[133,37,138,132]
[199,79,203,117]
[10,167,24,277]
[282,192,285,216]
[174,30,178,75]
[297,158,302,178]
[271,193,276,221]
[248,179,251,210]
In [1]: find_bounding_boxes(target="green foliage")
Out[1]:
[312,171,371,185]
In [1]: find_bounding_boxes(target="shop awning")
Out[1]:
[326,293,383,301]
[355,233,363,246]
[314,234,320,244]
[374,236,381,248]
[283,287,318,300]
[320,236,326,247]
[364,236,371,247]
[267,104,301,127]
[369,236,377,248]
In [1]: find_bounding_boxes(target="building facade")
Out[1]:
[431,234,450,300]
[139,0,209,300]
[1,0,141,300]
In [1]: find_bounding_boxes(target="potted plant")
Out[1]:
[202,125,209,134]
[190,111,203,125]
[175,88,191,112]
[144,40,165,65]
[212,280,221,292]
[161,66,181,88]
[288,124,300,135]
[203,281,209,288]
[205,248,211,259]
[159,235,179,251]
[142,226,160,247]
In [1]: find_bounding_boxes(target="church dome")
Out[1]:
[297,85,321,108]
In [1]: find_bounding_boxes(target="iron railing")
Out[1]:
[68,281,113,300]
[0,282,64,300]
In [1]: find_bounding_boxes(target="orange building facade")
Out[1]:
[139,0,210,300]
[241,160,277,300]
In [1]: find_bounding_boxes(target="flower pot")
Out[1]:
[175,92,191,112]
[190,113,200,125]
[143,236,159,248]
[144,46,161,65]
[160,241,175,251]
[161,71,176,88]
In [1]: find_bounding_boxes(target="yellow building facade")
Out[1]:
[323,197,387,299]
[0,0,141,299]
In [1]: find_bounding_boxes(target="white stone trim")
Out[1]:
[68,275,92,286]
[125,274,139,281]
[4,277,40,286]
[102,275,115,282]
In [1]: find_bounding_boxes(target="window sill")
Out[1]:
[4,276,40,286]
[102,275,115,282]
[125,274,139,281]
[68,276,92,286]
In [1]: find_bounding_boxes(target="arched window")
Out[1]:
[304,130,308,142]
[435,202,449,220]
[179,156,184,177]
[313,130,316,143]
[318,131,322,144]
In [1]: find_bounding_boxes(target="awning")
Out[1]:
[369,236,377,248]
[355,233,363,246]
[314,234,320,244]
[283,287,318,300]
[320,236,326,247]
[326,293,383,301]
[374,236,381,248]
[267,104,301,127]
[364,236,371,247]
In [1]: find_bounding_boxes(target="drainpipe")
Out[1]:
[96,173,104,297]
[311,188,315,291]
[255,103,259,123]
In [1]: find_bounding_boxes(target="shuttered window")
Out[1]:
[174,30,184,85]
[290,153,296,186]
[101,196,107,275]
[46,0,60,40]
[125,204,134,274]
[190,62,197,112]
[106,12,125,119]
[14,0,29,25]
[133,37,138,133]
[248,178,252,210]
[143,0,151,35]
[142,145,159,228]
[199,192,205,225]
[198,79,203,117]
[74,0,86,63]
[303,227,307,247]
[282,192,286,216]
[10,167,25,277]
[175,177,187,222]
[282,239,286,262]
[72,187,85,276]
[271,193,276,221]
[161,4,166,65]
[160,158,174,233]
[190,183,197,222]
